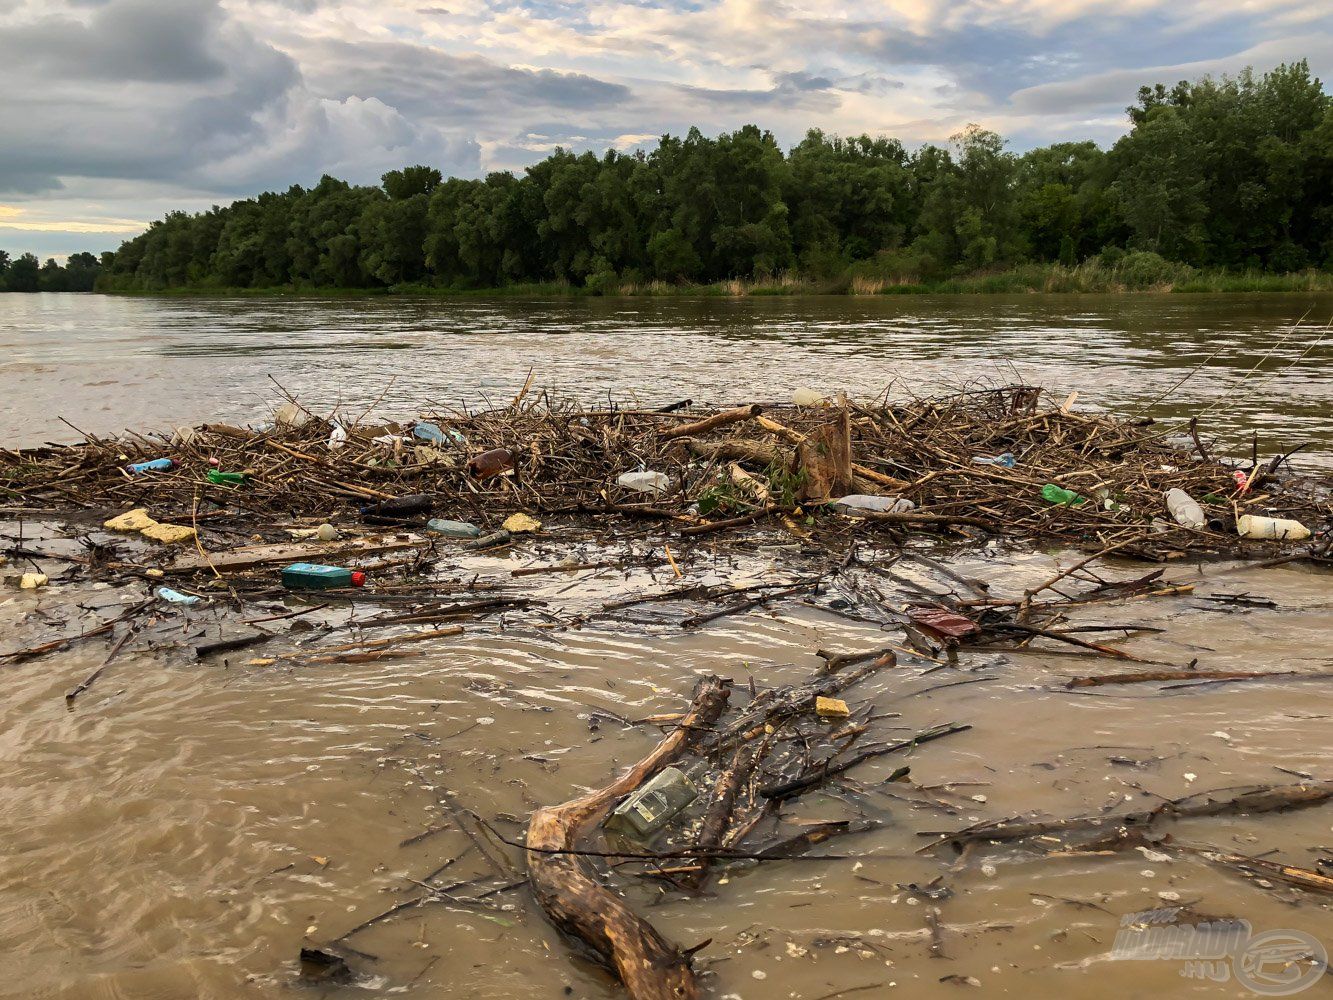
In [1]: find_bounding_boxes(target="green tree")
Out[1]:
[5,252,40,292]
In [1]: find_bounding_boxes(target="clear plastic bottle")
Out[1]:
[604,764,701,838]
[830,494,915,514]
[1164,488,1206,529]
[616,471,672,496]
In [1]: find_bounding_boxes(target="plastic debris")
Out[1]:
[206,469,247,486]
[1164,488,1207,529]
[468,448,516,480]
[413,446,454,467]
[328,424,347,450]
[1236,514,1311,541]
[281,563,366,590]
[288,523,339,541]
[127,458,174,475]
[413,421,446,445]
[156,587,202,605]
[616,471,672,496]
[462,529,511,550]
[909,606,980,638]
[426,518,482,539]
[1040,484,1087,507]
[274,401,310,429]
[972,452,1016,468]
[792,387,823,406]
[830,494,914,514]
[604,765,699,838]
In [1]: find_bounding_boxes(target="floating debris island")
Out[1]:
[3,384,1330,998]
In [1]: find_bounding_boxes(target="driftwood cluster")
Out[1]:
[4,384,1332,996]
[4,384,1329,564]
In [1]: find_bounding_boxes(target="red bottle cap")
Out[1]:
[350,571,366,587]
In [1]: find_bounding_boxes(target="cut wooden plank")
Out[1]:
[169,534,426,573]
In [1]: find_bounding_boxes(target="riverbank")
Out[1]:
[96,261,1333,298]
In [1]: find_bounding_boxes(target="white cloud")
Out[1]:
[0,0,1329,256]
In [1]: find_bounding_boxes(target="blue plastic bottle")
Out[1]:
[128,458,174,474]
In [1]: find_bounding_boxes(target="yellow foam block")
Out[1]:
[140,523,196,544]
[816,696,850,719]
[105,508,156,532]
[502,512,542,534]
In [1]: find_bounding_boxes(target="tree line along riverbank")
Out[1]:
[7,61,1330,298]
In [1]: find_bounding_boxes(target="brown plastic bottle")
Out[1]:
[467,448,516,480]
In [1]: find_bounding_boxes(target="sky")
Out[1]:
[1,0,1330,260]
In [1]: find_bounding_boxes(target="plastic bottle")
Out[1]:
[1164,488,1206,529]
[792,387,823,406]
[1236,515,1311,541]
[616,471,672,496]
[360,494,432,519]
[972,452,1016,468]
[461,529,511,550]
[328,424,347,450]
[206,469,247,486]
[467,448,515,480]
[281,563,366,590]
[127,458,174,474]
[830,494,915,514]
[156,586,202,606]
[426,518,482,539]
[1040,484,1087,507]
[604,765,700,838]
[413,422,446,445]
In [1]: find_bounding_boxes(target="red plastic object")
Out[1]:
[908,607,979,638]
[350,571,366,587]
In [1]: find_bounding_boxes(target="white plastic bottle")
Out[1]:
[1164,488,1206,529]
[1236,515,1311,541]
[831,495,915,514]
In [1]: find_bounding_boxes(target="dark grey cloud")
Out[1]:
[0,0,480,197]
[0,0,229,82]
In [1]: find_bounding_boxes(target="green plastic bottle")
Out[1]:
[1041,483,1087,507]
[207,470,247,486]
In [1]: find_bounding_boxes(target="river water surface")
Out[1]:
[1,292,1331,1000]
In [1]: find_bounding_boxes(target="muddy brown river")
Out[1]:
[1,292,1331,999]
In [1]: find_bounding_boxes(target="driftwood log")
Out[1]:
[659,404,762,440]
[526,675,732,1000]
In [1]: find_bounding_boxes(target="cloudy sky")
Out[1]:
[1,0,1330,260]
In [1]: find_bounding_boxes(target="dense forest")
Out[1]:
[59,62,1333,293]
[0,251,107,292]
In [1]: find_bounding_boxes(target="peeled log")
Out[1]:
[526,675,731,1000]
[659,404,762,440]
